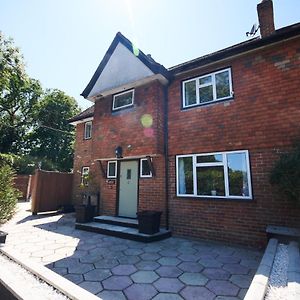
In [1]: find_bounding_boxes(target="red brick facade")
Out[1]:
[72,22,300,247]
[167,38,300,247]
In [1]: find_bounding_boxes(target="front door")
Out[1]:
[118,160,138,218]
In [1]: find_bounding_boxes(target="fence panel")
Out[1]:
[31,169,73,214]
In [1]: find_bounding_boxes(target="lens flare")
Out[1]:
[141,114,153,128]
[144,127,154,137]
[132,44,140,56]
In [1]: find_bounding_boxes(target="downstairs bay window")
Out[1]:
[176,150,252,199]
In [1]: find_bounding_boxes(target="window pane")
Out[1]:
[178,157,193,194]
[197,166,225,196]
[108,162,116,177]
[216,71,230,99]
[142,159,151,176]
[227,153,249,197]
[85,123,92,138]
[114,91,133,109]
[199,85,213,103]
[199,75,212,85]
[197,154,223,164]
[184,81,197,106]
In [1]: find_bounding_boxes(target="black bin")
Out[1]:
[137,211,162,234]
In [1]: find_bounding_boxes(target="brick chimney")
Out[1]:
[257,0,275,37]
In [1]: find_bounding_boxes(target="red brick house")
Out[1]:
[70,0,300,247]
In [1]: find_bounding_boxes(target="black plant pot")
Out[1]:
[137,211,162,234]
[0,231,8,244]
[76,205,95,223]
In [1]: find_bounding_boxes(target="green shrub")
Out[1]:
[0,164,21,223]
[270,143,300,204]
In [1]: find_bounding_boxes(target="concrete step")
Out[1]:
[75,221,171,243]
[94,215,138,229]
[287,241,300,300]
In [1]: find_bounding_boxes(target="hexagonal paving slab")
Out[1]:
[179,273,208,286]
[97,290,126,300]
[124,283,158,300]
[135,260,160,271]
[206,280,239,296]
[230,274,253,288]
[84,268,112,281]
[154,278,184,293]
[102,275,133,290]
[153,294,184,300]
[111,264,137,275]
[180,286,215,300]
[202,268,231,280]
[178,262,203,273]
[79,281,103,294]
[157,257,181,266]
[223,264,249,275]
[155,266,183,278]
[131,270,159,283]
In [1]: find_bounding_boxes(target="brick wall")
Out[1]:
[14,175,30,200]
[72,80,167,217]
[168,37,300,247]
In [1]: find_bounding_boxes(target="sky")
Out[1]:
[1,0,299,111]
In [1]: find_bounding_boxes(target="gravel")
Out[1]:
[0,253,70,300]
[265,244,288,300]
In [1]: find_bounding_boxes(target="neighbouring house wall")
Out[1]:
[72,80,167,220]
[168,37,300,247]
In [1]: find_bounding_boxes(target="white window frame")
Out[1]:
[176,150,252,199]
[112,89,134,111]
[107,161,117,178]
[81,166,89,185]
[84,121,92,139]
[140,158,152,178]
[182,68,233,108]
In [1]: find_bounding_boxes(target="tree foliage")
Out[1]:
[27,89,79,171]
[0,32,43,153]
[0,31,80,172]
[270,143,300,205]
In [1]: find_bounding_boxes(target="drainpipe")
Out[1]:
[163,85,169,230]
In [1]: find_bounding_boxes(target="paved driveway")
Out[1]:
[1,203,261,300]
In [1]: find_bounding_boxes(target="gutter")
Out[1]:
[163,85,169,230]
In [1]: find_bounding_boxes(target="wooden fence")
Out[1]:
[31,169,73,214]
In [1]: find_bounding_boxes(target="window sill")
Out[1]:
[182,96,234,111]
[174,195,253,202]
[83,137,92,140]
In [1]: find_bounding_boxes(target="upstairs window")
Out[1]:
[81,167,89,186]
[177,150,252,199]
[84,121,92,139]
[113,89,134,111]
[107,161,117,178]
[183,68,233,108]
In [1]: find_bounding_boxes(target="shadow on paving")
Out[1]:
[32,215,262,300]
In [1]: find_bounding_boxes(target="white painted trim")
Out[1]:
[107,161,117,178]
[182,68,233,108]
[88,74,169,101]
[84,121,92,139]
[176,150,252,199]
[112,89,134,111]
[140,158,152,178]
[69,116,94,126]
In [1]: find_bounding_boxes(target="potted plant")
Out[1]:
[76,171,99,223]
[137,211,162,234]
[0,231,8,244]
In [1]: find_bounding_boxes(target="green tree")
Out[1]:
[0,32,43,153]
[28,89,80,172]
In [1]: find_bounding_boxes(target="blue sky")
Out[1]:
[1,0,299,110]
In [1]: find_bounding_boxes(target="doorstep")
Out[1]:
[75,221,171,243]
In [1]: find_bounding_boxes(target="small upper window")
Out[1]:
[81,167,89,186]
[183,68,233,108]
[140,158,152,178]
[84,121,92,139]
[107,161,117,178]
[113,90,134,111]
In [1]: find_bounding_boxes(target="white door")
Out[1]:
[118,160,138,218]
